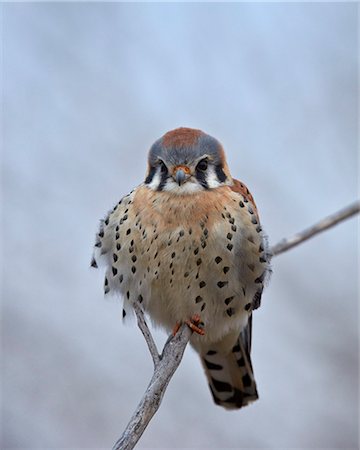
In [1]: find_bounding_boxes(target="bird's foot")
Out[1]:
[173,314,205,336]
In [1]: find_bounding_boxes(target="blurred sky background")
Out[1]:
[1,3,359,449]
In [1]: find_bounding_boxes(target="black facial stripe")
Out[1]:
[195,169,209,189]
[144,166,156,184]
[215,164,227,183]
[157,167,169,191]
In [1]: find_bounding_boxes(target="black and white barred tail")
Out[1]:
[200,319,258,409]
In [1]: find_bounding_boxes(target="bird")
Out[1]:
[91,127,271,409]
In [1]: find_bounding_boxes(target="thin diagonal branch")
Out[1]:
[114,199,360,450]
[112,324,192,450]
[132,302,160,367]
[270,201,359,256]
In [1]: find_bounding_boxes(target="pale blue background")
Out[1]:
[2,3,359,449]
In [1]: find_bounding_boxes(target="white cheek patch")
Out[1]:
[206,166,222,189]
[147,169,161,190]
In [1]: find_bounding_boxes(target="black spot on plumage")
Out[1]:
[226,307,235,317]
[194,248,199,255]
[90,258,98,268]
[231,225,237,232]
[227,233,233,240]
[201,241,207,249]
[245,303,252,311]
[215,256,222,264]
[196,258,202,266]
[154,252,158,259]
[211,378,232,393]
[105,277,108,286]
[201,303,206,311]
[217,281,228,288]
[99,230,104,238]
[123,214,128,221]
[104,218,109,225]
[179,230,184,237]
[122,309,126,318]
[229,217,235,224]
[184,272,189,278]
[247,206,254,214]
[126,291,130,299]
[223,266,230,274]
[129,247,134,253]
[131,266,136,274]
[227,244,233,251]
[256,225,262,233]
[115,225,119,232]
[116,243,121,251]
[243,197,249,203]
[119,274,123,283]
[204,359,222,370]
[259,243,264,252]
[189,228,192,235]
[242,373,252,388]
[112,266,118,276]
[195,295,203,303]
[126,228,131,235]
[203,228,208,236]
[242,287,246,296]
[255,272,266,284]
[115,232,120,240]
[171,252,176,258]
[237,357,245,367]
[224,296,234,305]
[232,343,241,353]
[251,217,258,225]
[259,256,267,263]
[199,281,206,288]
[169,262,173,269]
[95,241,101,248]
[239,201,244,208]
[131,255,137,263]
[138,294,143,303]
[232,343,241,352]
[207,350,217,356]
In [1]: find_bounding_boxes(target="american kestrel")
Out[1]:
[92,128,270,409]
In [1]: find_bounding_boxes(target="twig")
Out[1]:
[113,200,360,450]
[112,324,192,450]
[270,201,360,256]
[132,302,160,367]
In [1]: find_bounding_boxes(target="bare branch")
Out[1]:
[113,199,360,450]
[270,201,360,256]
[132,302,160,367]
[112,323,191,450]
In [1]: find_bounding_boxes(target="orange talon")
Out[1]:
[185,314,205,336]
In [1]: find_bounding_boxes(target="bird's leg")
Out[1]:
[185,314,205,335]
[173,315,205,336]
[173,314,205,336]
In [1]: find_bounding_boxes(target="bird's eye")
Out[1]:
[196,159,208,172]
[159,160,168,174]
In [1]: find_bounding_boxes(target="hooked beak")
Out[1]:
[173,166,190,186]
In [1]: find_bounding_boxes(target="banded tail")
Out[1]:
[200,318,258,409]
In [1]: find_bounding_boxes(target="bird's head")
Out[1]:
[144,128,233,194]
